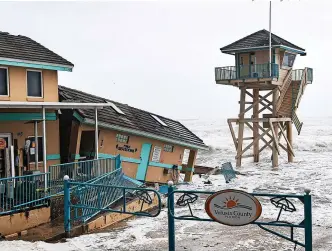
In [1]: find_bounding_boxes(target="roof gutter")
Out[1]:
[221,45,306,55]
[83,118,209,151]
[0,57,74,72]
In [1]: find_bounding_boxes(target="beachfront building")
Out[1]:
[215,29,313,167]
[58,85,208,184]
[0,30,207,237]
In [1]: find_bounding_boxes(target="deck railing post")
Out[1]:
[168,181,175,251]
[64,175,71,237]
[304,189,312,251]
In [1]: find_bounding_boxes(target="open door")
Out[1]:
[0,133,12,178]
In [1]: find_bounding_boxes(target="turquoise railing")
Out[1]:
[215,63,279,81]
[307,68,313,82]
[71,168,142,222]
[0,173,50,216]
[49,157,118,195]
[0,156,121,216]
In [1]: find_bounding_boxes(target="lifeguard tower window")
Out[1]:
[0,67,8,96]
[282,52,296,68]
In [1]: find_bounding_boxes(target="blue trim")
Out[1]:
[0,59,72,72]
[136,143,152,180]
[47,154,61,160]
[149,161,182,171]
[121,156,141,164]
[71,154,80,160]
[279,46,306,55]
[182,167,194,172]
[0,112,56,121]
[73,111,84,122]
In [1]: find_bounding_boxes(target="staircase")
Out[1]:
[277,67,313,135]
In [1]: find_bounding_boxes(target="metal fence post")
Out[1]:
[64,175,71,237]
[168,181,175,251]
[115,154,121,170]
[304,189,312,251]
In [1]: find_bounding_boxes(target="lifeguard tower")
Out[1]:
[215,29,313,167]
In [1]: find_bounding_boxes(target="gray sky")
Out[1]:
[0,1,330,120]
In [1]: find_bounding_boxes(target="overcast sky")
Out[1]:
[0,1,330,120]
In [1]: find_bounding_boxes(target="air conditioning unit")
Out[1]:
[252,72,259,78]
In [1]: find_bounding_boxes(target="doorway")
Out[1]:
[0,133,12,178]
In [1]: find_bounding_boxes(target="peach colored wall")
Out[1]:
[0,66,58,102]
[255,50,269,64]
[80,124,186,183]
[0,115,60,174]
[0,207,50,236]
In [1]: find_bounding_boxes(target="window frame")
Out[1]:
[0,66,9,97]
[26,69,43,98]
[281,51,296,69]
[116,133,129,144]
[27,135,43,163]
[163,144,174,153]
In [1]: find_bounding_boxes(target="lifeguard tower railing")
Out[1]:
[0,156,120,216]
[215,63,279,81]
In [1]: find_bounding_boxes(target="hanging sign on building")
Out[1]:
[151,146,162,162]
[205,189,262,226]
[0,138,7,150]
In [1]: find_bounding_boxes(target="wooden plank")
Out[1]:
[253,89,259,162]
[236,87,246,167]
[228,120,238,150]
[269,118,291,122]
[278,122,295,157]
[271,88,279,167]
[287,121,294,162]
[239,91,272,117]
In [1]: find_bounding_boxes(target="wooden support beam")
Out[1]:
[236,88,246,167]
[236,126,272,159]
[278,122,295,157]
[184,149,197,182]
[287,121,294,162]
[253,89,259,162]
[243,137,254,140]
[228,120,238,150]
[272,88,279,167]
[240,91,273,117]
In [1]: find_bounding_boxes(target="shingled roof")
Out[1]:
[0,31,73,67]
[58,85,207,150]
[220,29,305,54]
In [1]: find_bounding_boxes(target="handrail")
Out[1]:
[215,63,279,81]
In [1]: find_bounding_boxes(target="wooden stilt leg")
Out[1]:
[272,88,279,167]
[184,150,197,182]
[253,89,259,162]
[236,88,246,167]
[287,121,293,162]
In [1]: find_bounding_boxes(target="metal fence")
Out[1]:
[0,173,50,216]
[215,63,279,81]
[49,157,118,195]
[71,168,143,222]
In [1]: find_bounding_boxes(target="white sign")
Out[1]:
[151,146,162,162]
[205,189,262,226]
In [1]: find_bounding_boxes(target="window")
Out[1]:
[116,133,129,143]
[164,144,174,152]
[151,114,168,127]
[0,67,8,96]
[106,101,125,115]
[27,70,42,97]
[27,136,43,163]
[282,52,296,68]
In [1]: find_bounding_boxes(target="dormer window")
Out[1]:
[27,70,42,97]
[151,114,168,127]
[0,67,9,96]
